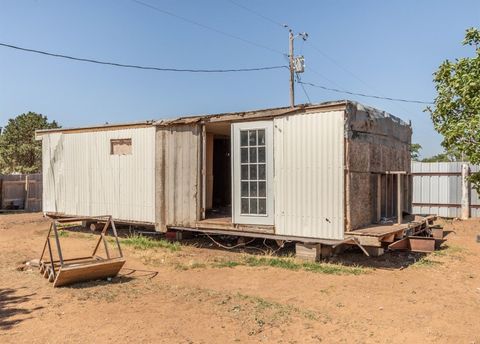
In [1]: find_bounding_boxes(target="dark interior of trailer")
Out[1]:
[205,122,232,221]
[376,173,410,222]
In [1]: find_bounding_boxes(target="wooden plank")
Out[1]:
[397,174,402,225]
[381,233,396,243]
[296,243,320,261]
[172,225,343,246]
[53,258,126,287]
[196,219,274,234]
[348,235,382,247]
[377,174,382,222]
[345,225,406,237]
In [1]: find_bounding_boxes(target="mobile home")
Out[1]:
[37,101,413,253]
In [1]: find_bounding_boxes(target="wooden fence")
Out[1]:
[0,173,42,212]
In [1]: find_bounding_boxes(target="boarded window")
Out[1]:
[110,138,132,155]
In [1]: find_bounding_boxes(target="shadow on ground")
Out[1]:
[65,275,135,290]
[0,287,43,330]
[328,248,428,270]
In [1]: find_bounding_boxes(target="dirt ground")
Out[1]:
[1,213,479,343]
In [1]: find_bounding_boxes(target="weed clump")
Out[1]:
[122,235,180,252]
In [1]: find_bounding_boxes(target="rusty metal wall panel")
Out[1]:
[273,110,345,240]
[41,127,156,223]
[155,124,201,230]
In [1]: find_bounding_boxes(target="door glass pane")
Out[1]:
[250,198,258,214]
[258,181,266,197]
[249,147,257,163]
[241,181,249,197]
[241,148,248,163]
[257,129,265,145]
[249,182,257,197]
[249,130,257,145]
[241,198,249,214]
[258,164,266,180]
[258,147,265,163]
[240,131,248,147]
[258,199,266,214]
[241,165,248,180]
[249,164,257,180]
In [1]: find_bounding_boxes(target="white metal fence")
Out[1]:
[412,162,479,218]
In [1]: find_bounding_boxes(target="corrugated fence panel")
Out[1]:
[412,162,480,218]
[155,124,201,229]
[274,110,345,240]
[42,127,155,223]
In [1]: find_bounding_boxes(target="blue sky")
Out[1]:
[0,0,478,157]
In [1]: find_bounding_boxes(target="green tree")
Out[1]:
[0,112,59,174]
[421,153,453,163]
[427,27,480,186]
[410,143,422,161]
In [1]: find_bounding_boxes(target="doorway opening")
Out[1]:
[204,122,232,222]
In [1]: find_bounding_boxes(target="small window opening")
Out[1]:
[110,138,132,155]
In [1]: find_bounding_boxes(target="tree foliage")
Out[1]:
[421,153,455,163]
[0,112,59,174]
[427,27,480,186]
[410,143,422,161]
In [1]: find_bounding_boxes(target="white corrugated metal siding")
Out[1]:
[273,110,345,240]
[42,127,156,223]
[412,162,480,217]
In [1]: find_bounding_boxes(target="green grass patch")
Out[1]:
[57,229,70,238]
[412,256,443,268]
[301,261,365,275]
[432,245,465,257]
[213,260,242,268]
[175,262,207,270]
[56,222,82,229]
[122,235,180,252]
[244,256,300,270]
[215,256,367,275]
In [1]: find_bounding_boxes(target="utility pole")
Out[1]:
[287,28,308,108]
[289,29,295,108]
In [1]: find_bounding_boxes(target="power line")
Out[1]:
[227,0,286,29]
[307,42,378,91]
[306,41,418,117]
[0,42,288,73]
[295,73,311,103]
[298,80,434,105]
[131,0,285,56]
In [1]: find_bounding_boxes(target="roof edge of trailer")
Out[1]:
[154,101,347,126]
[34,99,410,137]
[35,120,155,137]
[154,100,410,127]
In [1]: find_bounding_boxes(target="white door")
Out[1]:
[232,121,274,225]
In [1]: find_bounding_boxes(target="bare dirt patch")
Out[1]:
[1,213,479,343]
